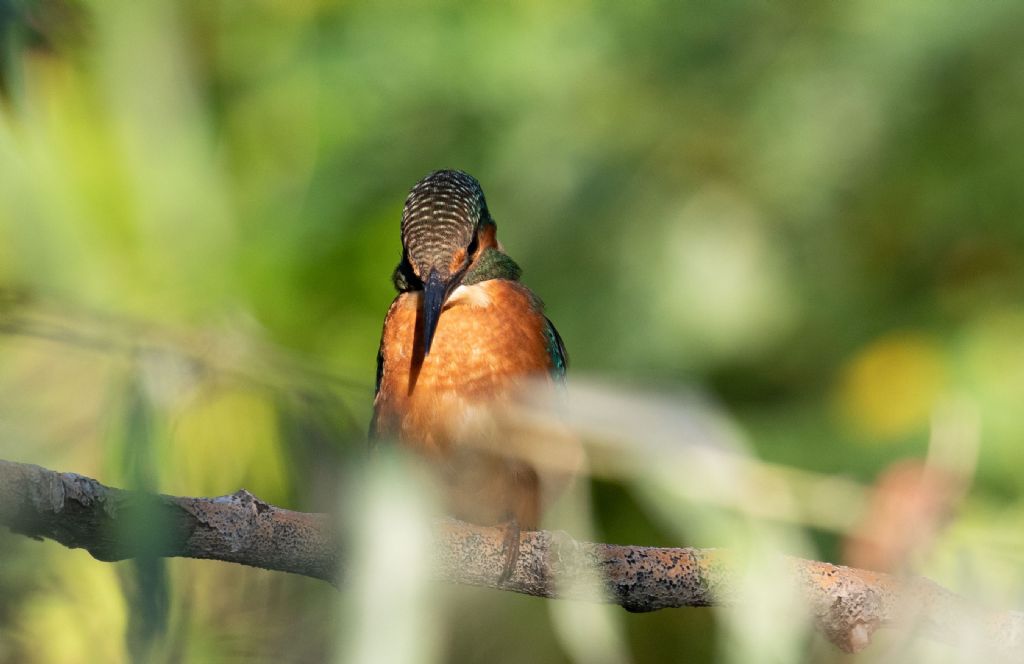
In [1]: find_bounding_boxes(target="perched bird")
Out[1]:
[371,170,575,571]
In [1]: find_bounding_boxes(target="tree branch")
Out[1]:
[0,459,338,581]
[1,458,1020,655]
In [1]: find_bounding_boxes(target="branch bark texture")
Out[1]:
[1,459,1021,655]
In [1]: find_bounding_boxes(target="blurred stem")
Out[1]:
[0,290,369,394]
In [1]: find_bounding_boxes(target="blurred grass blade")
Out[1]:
[336,452,442,664]
[113,362,170,660]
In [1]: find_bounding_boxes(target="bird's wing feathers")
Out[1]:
[544,317,568,383]
[368,344,385,442]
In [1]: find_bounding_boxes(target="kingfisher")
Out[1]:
[371,170,574,576]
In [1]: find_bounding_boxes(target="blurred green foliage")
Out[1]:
[1,0,1023,662]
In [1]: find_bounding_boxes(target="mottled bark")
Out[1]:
[0,459,338,581]
[1,459,1021,655]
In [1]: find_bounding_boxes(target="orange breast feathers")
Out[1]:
[372,279,579,529]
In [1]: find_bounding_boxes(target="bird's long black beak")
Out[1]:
[422,269,452,356]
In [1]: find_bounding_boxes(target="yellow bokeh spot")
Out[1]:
[836,332,948,441]
[14,552,127,664]
[163,388,290,502]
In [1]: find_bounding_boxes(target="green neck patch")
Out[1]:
[462,248,522,285]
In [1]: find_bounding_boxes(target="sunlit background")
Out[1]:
[1,1,1023,662]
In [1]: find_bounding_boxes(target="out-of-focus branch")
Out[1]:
[1,458,1021,655]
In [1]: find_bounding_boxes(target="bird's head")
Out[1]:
[400,169,495,356]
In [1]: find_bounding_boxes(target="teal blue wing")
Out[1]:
[544,317,568,383]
